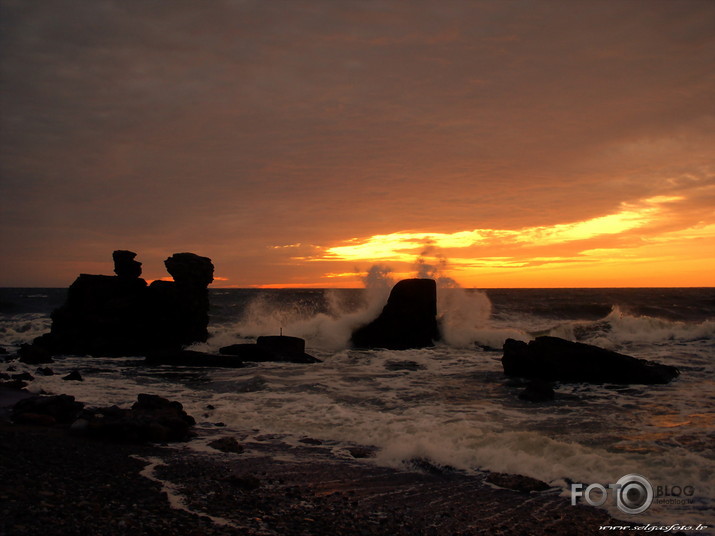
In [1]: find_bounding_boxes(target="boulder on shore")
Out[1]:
[502,336,679,384]
[12,394,85,425]
[351,278,440,350]
[71,393,196,443]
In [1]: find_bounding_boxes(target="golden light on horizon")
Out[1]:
[271,194,715,289]
[319,195,685,262]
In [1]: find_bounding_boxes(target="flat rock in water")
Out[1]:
[347,446,376,459]
[502,336,679,384]
[219,336,320,364]
[144,350,247,368]
[62,370,83,381]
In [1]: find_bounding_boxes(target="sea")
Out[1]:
[1,284,713,529]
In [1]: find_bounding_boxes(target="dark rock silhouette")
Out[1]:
[62,369,83,382]
[112,250,142,278]
[208,436,244,453]
[71,394,196,443]
[155,253,214,346]
[144,349,247,367]
[145,335,321,366]
[518,379,555,402]
[11,372,34,382]
[32,250,213,356]
[18,343,53,364]
[219,335,321,363]
[12,394,85,425]
[502,336,679,384]
[0,379,29,391]
[351,278,440,350]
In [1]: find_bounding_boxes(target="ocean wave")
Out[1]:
[0,314,52,347]
[536,306,715,348]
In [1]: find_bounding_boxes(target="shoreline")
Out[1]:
[1,396,641,536]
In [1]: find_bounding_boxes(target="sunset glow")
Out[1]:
[1,2,713,288]
[286,194,715,288]
[321,196,685,262]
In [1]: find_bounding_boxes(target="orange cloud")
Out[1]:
[316,195,685,263]
[281,194,714,288]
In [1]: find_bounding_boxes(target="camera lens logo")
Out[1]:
[616,474,653,515]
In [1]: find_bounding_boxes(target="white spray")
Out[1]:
[415,247,523,348]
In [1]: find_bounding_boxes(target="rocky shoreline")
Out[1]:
[1,396,640,536]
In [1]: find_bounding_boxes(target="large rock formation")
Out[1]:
[33,251,213,356]
[351,278,440,350]
[502,336,679,384]
[150,252,214,348]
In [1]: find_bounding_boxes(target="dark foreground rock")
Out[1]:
[10,393,196,443]
[0,379,28,391]
[12,394,85,425]
[351,278,440,350]
[72,394,196,443]
[62,369,83,381]
[146,336,321,367]
[208,436,244,453]
[219,335,321,363]
[31,250,214,357]
[17,343,53,364]
[503,336,680,384]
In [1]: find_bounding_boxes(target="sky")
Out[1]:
[1,0,714,288]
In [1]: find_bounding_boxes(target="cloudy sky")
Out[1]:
[1,0,713,288]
